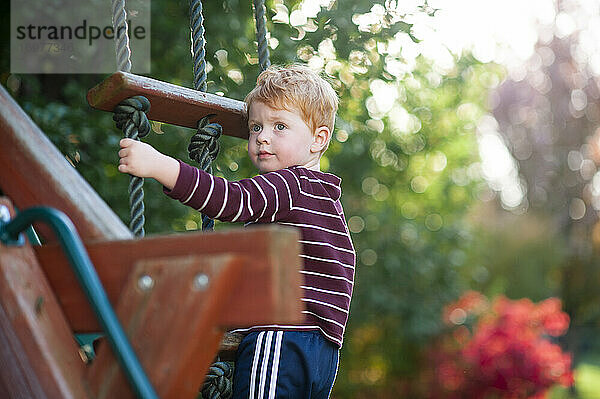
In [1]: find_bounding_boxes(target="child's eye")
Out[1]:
[250,124,262,133]
[275,123,286,131]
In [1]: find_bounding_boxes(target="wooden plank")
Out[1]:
[87,254,244,399]
[34,225,303,332]
[217,332,244,361]
[87,72,250,139]
[0,84,132,243]
[0,299,48,399]
[0,198,91,399]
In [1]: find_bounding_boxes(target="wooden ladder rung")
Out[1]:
[87,72,249,139]
[34,225,303,332]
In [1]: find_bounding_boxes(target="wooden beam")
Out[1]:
[87,254,244,399]
[34,225,304,332]
[0,300,49,399]
[87,72,250,139]
[218,332,244,361]
[0,198,91,399]
[0,84,132,243]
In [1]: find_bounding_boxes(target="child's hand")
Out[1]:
[118,138,161,178]
[118,138,180,189]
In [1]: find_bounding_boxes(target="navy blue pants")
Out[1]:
[232,331,339,399]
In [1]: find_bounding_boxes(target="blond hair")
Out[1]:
[244,64,338,134]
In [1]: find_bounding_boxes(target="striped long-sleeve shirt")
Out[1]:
[165,161,355,347]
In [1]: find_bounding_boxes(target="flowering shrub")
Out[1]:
[426,292,574,399]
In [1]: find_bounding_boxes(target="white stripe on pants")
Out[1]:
[249,331,284,399]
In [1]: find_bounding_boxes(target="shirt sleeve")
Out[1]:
[164,160,300,223]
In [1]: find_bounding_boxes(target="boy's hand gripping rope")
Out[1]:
[111,0,152,238]
[113,96,151,237]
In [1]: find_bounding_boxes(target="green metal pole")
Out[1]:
[0,206,158,399]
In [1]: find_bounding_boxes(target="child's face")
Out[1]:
[247,101,318,173]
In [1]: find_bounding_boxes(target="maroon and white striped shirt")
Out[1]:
[165,161,355,347]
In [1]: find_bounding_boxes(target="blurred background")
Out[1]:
[2,0,600,397]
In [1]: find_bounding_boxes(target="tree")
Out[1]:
[488,4,600,368]
[1,1,506,396]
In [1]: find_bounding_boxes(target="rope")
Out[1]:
[111,0,132,72]
[253,0,271,71]
[111,0,150,238]
[188,2,230,397]
[188,0,222,232]
[187,1,273,396]
[200,361,234,399]
[188,115,222,172]
[194,2,272,396]
[188,115,222,230]
[113,96,151,237]
[190,0,208,91]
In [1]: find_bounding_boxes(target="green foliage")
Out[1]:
[333,57,502,396]
[0,1,506,396]
[550,360,600,399]
[459,209,567,302]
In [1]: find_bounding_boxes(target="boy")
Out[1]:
[118,64,355,398]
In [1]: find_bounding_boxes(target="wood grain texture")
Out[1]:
[34,225,304,333]
[0,299,48,399]
[0,84,132,243]
[87,72,250,139]
[217,332,244,361]
[87,254,244,399]
[0,198,90,399]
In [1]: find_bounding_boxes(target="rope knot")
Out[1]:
[188,114,222,171]
[112,95,151,237]
[113,96,151,139]
[201,361,233,399]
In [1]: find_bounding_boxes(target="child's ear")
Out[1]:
[311,126,331,153]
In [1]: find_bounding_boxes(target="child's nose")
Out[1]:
[257,130,270,144]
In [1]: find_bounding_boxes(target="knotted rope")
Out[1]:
[190,1,272,397]
[188,115,222,174]
[111,0,151,238]
[253,0,271,71]
[113,96,151,237]
[200,361,234,399]
[188,115,222,230]
[188,0,222,232]
[188,2,231,397]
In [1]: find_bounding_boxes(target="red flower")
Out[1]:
[426,293,573,398]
